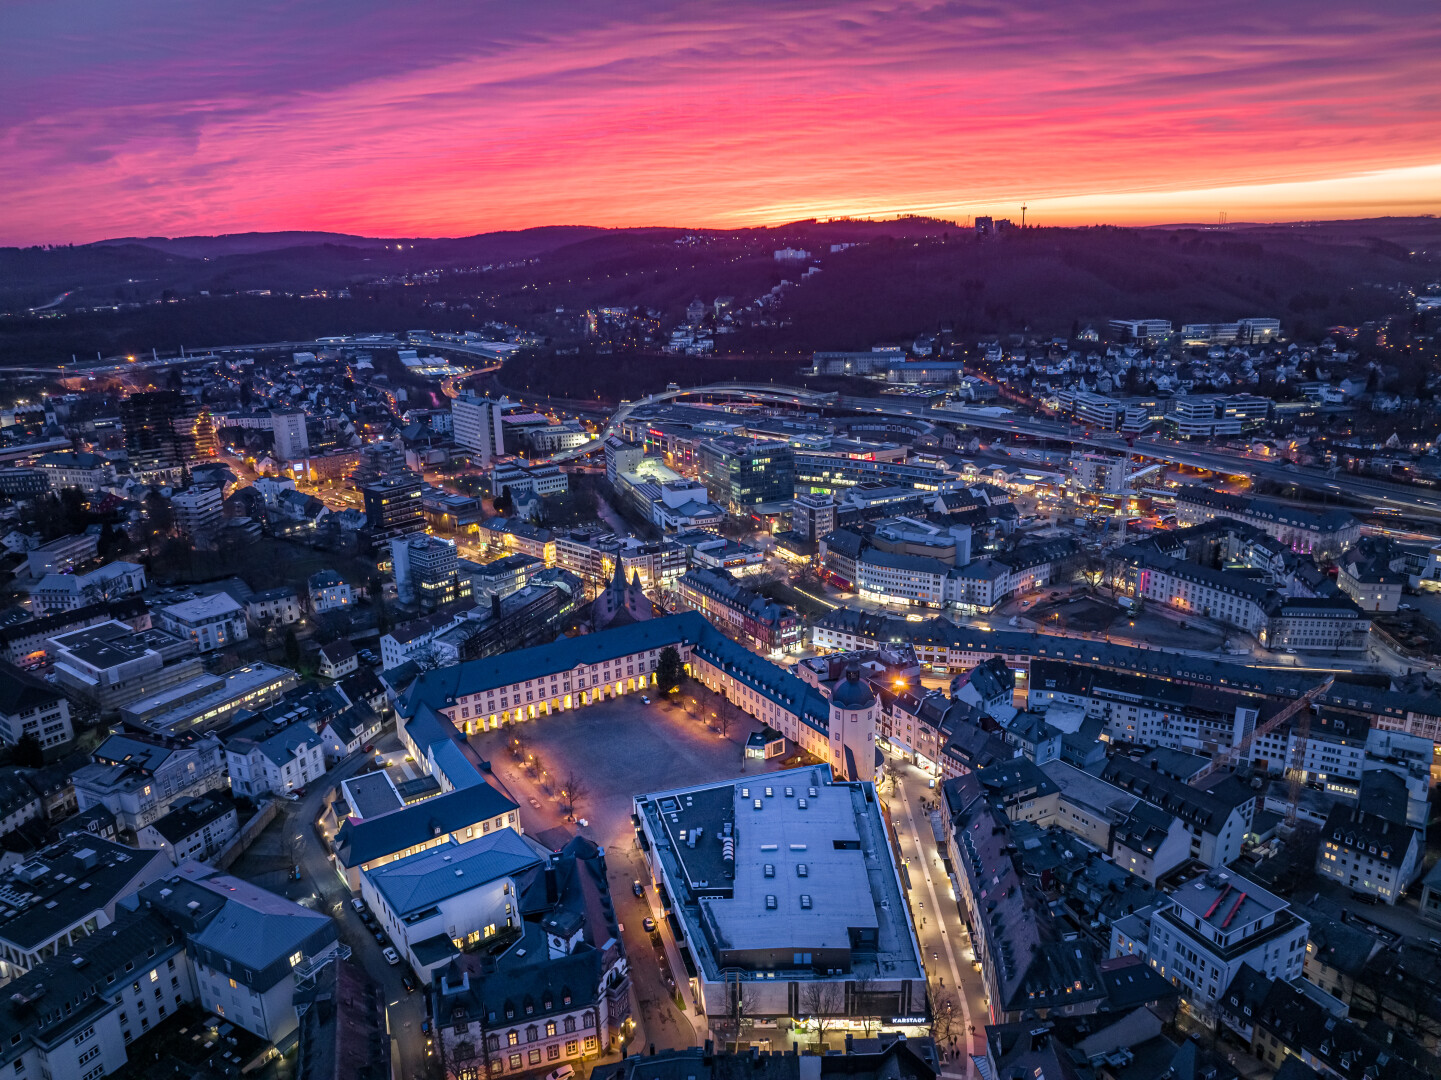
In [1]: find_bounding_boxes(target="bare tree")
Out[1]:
[715,699,741,740]
[560,770,589,821]
[717,977,757,1049]
[928,989,957,1048]
[852,973,878,1037]
[409,644,444,671]
[525,752,544,781]
[82,573,131,606]
[799,981,844,1050]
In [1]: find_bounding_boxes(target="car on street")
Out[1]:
[383,947,400,965]
[373,930,386,944]
[280,792,299,802]
[633,881,644,896]
[544,1067,576,1080]
[641,696,650,704]
[643,917,656,933]
[402,973,417,993]
[351,898,367,913]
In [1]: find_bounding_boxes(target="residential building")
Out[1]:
[71,731,227,833]
[308,570,354,613]
[170,484,224,541]
[245,586,303,627]
[25,532,99,577]
[223,716,327,798]
[120,390,217,476]
[676,566,803,654]
[633,765,924,1026]
[1110,868,1308,1026]
[1316,804,1422,904]
[1102,757,1253,868]
[135,793,240,864]
[31,560,147,613]
[0,836,171,984]
[156,593,248,653]
[31,450,114,494]
[0,667,73,749]
[318,639,358,680]
[137,863,341,1044]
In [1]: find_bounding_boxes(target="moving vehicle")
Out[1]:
[633,881,644,897]
[402,973,417,993]
[280,792,299,802]
[383,947,400,965]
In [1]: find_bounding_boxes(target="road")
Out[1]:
[276,726,432,1080]
[887,754,984,1077]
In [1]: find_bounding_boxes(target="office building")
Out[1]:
[47,621,201,714]
[391,534,461,609]
[452,394,507,466]
[633,766,924,1026]
[791,492,837,541]
[270,409,310,460]
[119,390,217,475]
[697,437,794,513]
[119,662,297,736]
[363,472,425,549]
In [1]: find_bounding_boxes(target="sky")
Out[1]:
[2,1,1439,245]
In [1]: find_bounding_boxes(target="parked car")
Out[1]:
[383,947,400,965]
[643,917,656,933]
[402,973,417,993]
[280,792,299,802]
[544,1067,576,1080]
[351,898,367,913]
[641,696,650,704]
[632,881,644,897]
[374,930,386,944]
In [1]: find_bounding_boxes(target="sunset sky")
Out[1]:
[3,1,1439,245]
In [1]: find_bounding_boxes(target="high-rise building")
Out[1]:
[697,437,794,513]
[363,473,425,551]
[791,492,837,541]
[391,534,462,609]
[270,410,309,460]
[451,394,506,467]
[120,391,217,474]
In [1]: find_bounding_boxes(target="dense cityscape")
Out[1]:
[3,5,1441,1080]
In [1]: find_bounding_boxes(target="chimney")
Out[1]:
[845,1033,854,1053]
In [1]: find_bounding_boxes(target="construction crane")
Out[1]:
[1191,674,1334,785]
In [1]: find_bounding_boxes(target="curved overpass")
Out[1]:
[538,381,1441,516]
[542,382,837,462]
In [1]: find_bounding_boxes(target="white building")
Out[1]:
[452,394,507,467]
[31,560,147,613]
[224,722,327,798]
[1110,868,1308,1025]
[71,731,228,832]
[307,570,354,613]
[135,793,239,865]
[157,593,248,653]
[270,410,310,460]
[490,460,569,498]
[360,831,543,979]
[244,586,303,627]
[170,485,224,540]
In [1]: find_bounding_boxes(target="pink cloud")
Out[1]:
[1,1,1438,243]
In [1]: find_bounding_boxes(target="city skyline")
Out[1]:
[3,0,1439,246]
